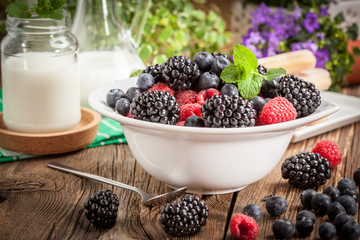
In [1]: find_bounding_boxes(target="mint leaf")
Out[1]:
[50,0,66,10]
[265,68,286,81]
[233,45,258,71]
[6,0,32,18]
[220,64,239,84]
[130,69,142,77]
[36,9,64,20]
[238,73,262,100]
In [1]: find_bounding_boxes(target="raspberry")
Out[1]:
[126,111,133,118]
[174,90,198,106]
[259,96,297,125]
[148,83,175,96]
[196,88,220,105]
[230,214,259,240]
[179,103,202,121]
[312,140,342,168]
[176,121,185,126]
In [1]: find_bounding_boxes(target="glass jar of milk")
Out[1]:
[1,10,80,133]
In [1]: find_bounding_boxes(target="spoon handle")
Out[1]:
[48,162,142,194]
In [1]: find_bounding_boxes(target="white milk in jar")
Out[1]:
[2,52,81,133]
[78,50,145,107]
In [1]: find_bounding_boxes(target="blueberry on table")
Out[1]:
[338,195,358,216]
[342,188,359,202]
[193,52,214,73]
[333,212,355,234]
[319,222,336,240]
[242,203,262,222]
[353,168,360,186]
[199,72,220,90]
[106,88,125,107]
[337,178,356,193]
[296,210,316,224]
[295,217,314,237]
[136,73,155,91]
[323,186,341,202]
[326,202,346,222]
[272,218,295,239]
[265,196,288,217]
[311,193,331,216]
[300,189,317,209]
[341,222,360,240]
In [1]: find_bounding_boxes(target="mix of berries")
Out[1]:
[106,51,322,128]
[159,194,209,237]
[84,189,119,228]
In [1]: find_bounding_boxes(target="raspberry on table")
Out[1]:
[259,96,297,125]
[272,218,295,239]
[312,140,342,168]
[148,83,175,96]
[179,103,202,121]
[230,213,259,240]
[174,90,198,106]
[196,88,221,105]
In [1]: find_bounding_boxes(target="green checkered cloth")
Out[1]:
[0,89,127,163]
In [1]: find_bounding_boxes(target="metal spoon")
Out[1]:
[48,162,187,207]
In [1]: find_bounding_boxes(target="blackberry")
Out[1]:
[319,222,336,240]
[257,64,268,75]
[201,95,256,128]
[159,194,209,237]
[130,90,180,125]
[84,189,119,228]
[161,56,200,90]
[278,74,321,118]
[281,152,331,188]
[142,63,163,83]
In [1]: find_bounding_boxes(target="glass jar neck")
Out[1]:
[5,10,71,35]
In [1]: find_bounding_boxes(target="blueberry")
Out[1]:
[249,96,266,114]
[300,189,317,209]
[342,188,359,202]
[333,213,355,234]
[296,210,316,224]
[106,88,125,107]
[115,98,131,115]
[193,52,214,72]
[295,217,314,237]
[199,72,220,90]
[341,222,360,240]
[326,202,346,222]
[272,219,295,239]
[311,193,331,216]
[338,195,358,216]
[210,56,230,76]
[319,222,336,240]
[125,87,141,102]
[220,84,239,97]
[323,186,341,202]
[260,79,279,98]
[137,73,155,91]
[184,116,205,127]
[242,203,262,222]
[337,178,356,193]
[354,168,360,186]
[265,196,288,217]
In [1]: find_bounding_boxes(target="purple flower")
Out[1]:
[320,6,329,16]
[315,48,330,68]
[302,12,320,34]
[293,6,303,20]
[291,40,318,53]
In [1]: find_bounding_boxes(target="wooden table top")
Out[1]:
[0,85,359,240]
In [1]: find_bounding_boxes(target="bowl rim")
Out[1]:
[88,78,340,135]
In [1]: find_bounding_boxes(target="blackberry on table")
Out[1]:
[201,95,256,128]
[130,90,180,125]
[142,63,163,83]
[278,74,321,118]
[84,189,119,228]
[272,218,295,239]
[161,56,201,90]
[281,152,331,189]
[159,194,209,237]
[319,222,336,240]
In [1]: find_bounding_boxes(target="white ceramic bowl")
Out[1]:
[89,77,339,194]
